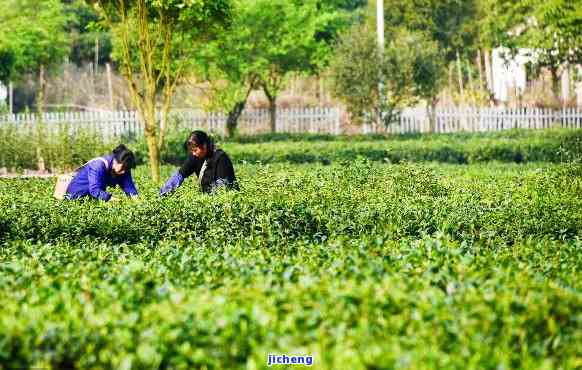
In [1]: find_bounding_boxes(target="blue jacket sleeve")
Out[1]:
[160,171,185,196]
[118,172,139,197]
[87,161,112,201]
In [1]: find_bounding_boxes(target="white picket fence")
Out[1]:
[363,107,582,134]
[0,107,341,139]
[1,106,582,138]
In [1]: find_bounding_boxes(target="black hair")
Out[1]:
[183,130,215,153]
[112,144,136,170]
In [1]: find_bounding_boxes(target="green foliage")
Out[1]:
[219,129,582,165]
[0,123,114,171]
[197,0,345,110]
[2,128,581,170]
[180,0,362,136]
[65,0,113,65]
[0,159,581,368]
[85,0,233,182]
[380,0,480,62]
[481,0,582,91]
[330,25,446,126]
[0,0,70,82]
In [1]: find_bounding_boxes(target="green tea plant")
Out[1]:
[1,128,581,170]
[0,140,580,369]
[0,122,113,171]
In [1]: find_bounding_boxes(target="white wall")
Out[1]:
[576,65,582,107]
[492,48,532,102]
[0,82,7,105]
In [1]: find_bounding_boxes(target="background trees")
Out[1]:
[195,0,361,137]
[330,25,444,128]
[0,0,581,177]
[0,0,69,108]
[85,0,231,182]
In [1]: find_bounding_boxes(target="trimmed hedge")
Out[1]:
[146,128,582,166]
[1,127,581,171]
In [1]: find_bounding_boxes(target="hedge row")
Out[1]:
[1,127,581,170]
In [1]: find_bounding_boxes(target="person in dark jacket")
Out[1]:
[160,130,238,195]
[65,144,138,202]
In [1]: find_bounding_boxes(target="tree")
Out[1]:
[192,0,261,138]
[519,0,579,97]
[479,0,582,99]
[0,0,69,170]
[380,0,480,63]
[86,0,231,182]
[376,0,477,108]
[0,0,69,98]
[64,0,113,66]
[550,0,582,66]
[255,0,326,132]
[195,0,356,136]
[0,0,69,80]
[330,25,444,127]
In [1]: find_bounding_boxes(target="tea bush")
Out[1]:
[1,162,581,245]
[0,140,581,369]
[0,123,113,171]
[2,127,582,170]
[218,129,582,165]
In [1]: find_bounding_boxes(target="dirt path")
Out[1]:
[0,168,57,179]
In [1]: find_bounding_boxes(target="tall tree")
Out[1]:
[0,0,69,170]
[86,0,231,182]
[195,0,356,136]
[64,0,113,66]
[330,25,443,127]
[0,0,69,93]
[377,0,476,107]
[256,0,325,132]
[380,0,480,63]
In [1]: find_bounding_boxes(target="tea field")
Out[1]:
[0,131,581,369]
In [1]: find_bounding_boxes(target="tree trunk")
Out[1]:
[561,66,570,106]
[476,50,484,92]
[36,65,46,172]
[263,86,277,133]
[448,64,453,101]
[484,48,493,93]
[226,100,246,138]
[142,101,161,183]
[106,63,114,110]
[37,65,45,116]
[467,60,475,94]
[8,81,13,114]
[456,50,465,105]
[268,98,277,133]
[428,96,438,133]
[94,37,99,76]
[550,67,560,101]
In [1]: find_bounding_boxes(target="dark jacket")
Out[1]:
[160,148,238,196]
[179,149,238,193]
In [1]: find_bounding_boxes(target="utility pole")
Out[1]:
[8,81,13,114]
[95,37,99,76]
[377,0,384,51]
[377,0,384,126]
[106,63,114,111]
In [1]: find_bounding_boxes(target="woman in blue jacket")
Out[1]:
[65,144,138,202]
